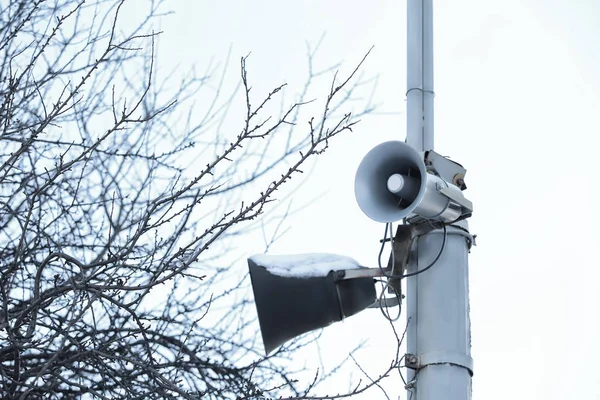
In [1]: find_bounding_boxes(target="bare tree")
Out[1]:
[0,1,406,399]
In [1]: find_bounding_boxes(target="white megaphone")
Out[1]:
[355,141,470,223]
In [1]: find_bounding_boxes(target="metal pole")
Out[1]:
[405,1,473,399]
[406,0,423,152]
[421,0,434,151]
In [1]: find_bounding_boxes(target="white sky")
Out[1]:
[156,1,600,399]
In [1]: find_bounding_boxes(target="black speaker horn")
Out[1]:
[248,259,377,354]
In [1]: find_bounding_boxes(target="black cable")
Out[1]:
[375,220,445,392]
[378,222,448,280]
[377,279,402,322]
[375,220,447,324]
[376,223,402,322]
[395,222,447,279]
[388,221,395,273]
[377,223,390,276]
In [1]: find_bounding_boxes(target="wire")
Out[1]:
[377,278,402,322]
[378,221,448,280]
[375,221,445,396]
[375,223,402,322]
[395,223,447,279]
[377,223,390,276]
[388,222,395,273]
[375,220,447,325]
[398,354,408,386]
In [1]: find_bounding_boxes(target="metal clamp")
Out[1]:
[404,351,474,377]
[405,353,420,369]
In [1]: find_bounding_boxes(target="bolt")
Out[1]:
[336,270,346,278]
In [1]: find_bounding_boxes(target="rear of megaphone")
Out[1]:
[354,141,462,223]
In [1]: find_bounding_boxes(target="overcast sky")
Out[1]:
[155,1,600,399]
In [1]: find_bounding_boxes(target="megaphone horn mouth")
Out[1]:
[354,141,427,223]
[248,260,376,354]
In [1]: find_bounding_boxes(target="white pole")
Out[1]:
[405,1,473,399]
[422,0,434,151]
[406,0,423,152]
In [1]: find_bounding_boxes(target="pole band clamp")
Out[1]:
[405,351,474,377]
